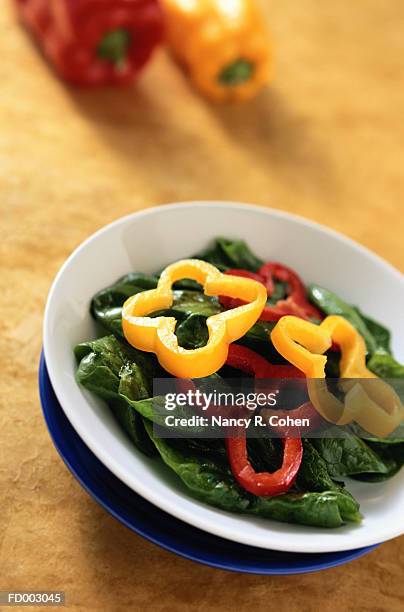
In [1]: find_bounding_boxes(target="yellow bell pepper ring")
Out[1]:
[271,315,404,437]
[122,259,267,378]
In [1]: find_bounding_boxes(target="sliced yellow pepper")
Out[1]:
[271,315,404,437]
[122,259,267,378]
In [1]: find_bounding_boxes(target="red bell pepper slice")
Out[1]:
[224,345,304,497]
[220,263,323,322]
[225,343,304,379]
[259,262,323,321]
[225,435,303,497]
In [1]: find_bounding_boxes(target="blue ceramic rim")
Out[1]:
[38,351,379,575]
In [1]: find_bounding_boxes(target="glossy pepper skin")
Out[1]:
[225,345,303,497]
[220,264,323,322]
[161,0,272,101]
[122,259,267,378]
[16,0,164,86]
[271,315,404,437]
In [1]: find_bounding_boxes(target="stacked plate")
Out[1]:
[39,355,378,574]
[41,203,404,575]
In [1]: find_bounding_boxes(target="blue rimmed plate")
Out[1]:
[39,352,378,575]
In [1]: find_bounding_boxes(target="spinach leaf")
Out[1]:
[237,320,281,362]
[144,423,361,527]
[75,335,160,455]
[92,284,221,340]
[172,438,228,463]
[296,441,361,514]
[350,441,404,482]
[172,306,279,357]
[121,395,209,436]
[75,336,153,396]
[308,286,404,378]
[247,437,282,472]
[267,280,288,306]
[144,420,251,512]
[76,336,208,435]
[109,400,157,457]
[168,291,221,317]
[251,490,361,527]
[297,441,341,492]
[175,314,209,349]
[308,286,377,354]
[377,442,404,467]
[367,354,404,378]
[308,285,404,378]
[311,429,393,478]
[348,421,404,445]
[354,308,391,354]
[91,272,158,336]
[196,237,263,272]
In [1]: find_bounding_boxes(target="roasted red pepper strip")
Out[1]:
[225,345,303,497]
[17,0,164,86]
[220,264,323,322]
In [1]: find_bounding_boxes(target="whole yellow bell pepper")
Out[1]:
[271,315,404,437]
[161,0,272,102]
[122,259,267,378]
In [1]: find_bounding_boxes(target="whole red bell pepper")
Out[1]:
[16,0,164,86]
[220,263,323,322]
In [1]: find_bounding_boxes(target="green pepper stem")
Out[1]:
[219,59,254,86]
[98,29,131,67]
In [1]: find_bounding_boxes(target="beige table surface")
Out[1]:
[1,0,404,610]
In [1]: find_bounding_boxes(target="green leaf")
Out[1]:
[144,423,361,527]
[75,335,153,400]
[308,286,377,354]
[251,490,361,527]
[144,420,250,512]
[91,272,158,336]
[109,400,157,457]
[367,354,404,378]
[169,290,221,317]
[354,308,391,354]
[247,437,282,472]
[308,287,404,378]
[195,237,263,272]
[297,441,340,492]
[348,421,404,445]
[311,429,393,478]
[75,335,160,455]
[237,320,282,362]
[350,441,404,482]
[267,280,288,306]
[175,314,209,349]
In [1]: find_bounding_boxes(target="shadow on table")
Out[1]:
[67,82,338,203]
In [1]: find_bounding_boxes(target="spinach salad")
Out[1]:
[75,238,404,528]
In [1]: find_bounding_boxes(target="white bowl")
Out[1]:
[44,202,404,553]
